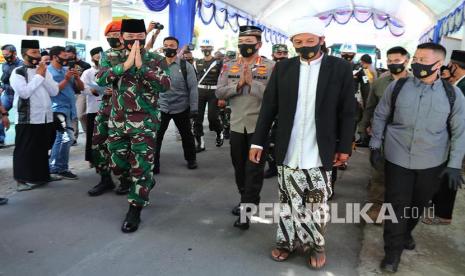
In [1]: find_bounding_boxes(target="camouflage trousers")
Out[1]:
[107,128,156,207]
[91,109,112,177]
[276,166,332,252]
[218,106,230,132]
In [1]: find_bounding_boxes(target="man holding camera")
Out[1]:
[10,40,59,191]
[48,46,84,180]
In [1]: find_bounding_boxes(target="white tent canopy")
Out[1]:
[217,0,463,41]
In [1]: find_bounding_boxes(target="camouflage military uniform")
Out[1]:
[218,102,231,138]
[92,49,126,179]
[96,49,170,207]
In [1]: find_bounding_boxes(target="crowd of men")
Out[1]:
[0,16,464,273]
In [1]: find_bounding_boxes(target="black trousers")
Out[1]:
[154,109,196,170]
[384,161,444,256]
[432,179,457,220]
[85,113,97,162]
[229,131,267,205]
[14,123,56,183]
[193,88,223,137]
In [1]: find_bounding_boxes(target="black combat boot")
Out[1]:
[121,205,142,233]
[88,174,115,197]
[115,177,130,195]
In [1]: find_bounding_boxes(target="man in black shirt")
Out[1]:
[193,39,224,152]
[65,45,91,144]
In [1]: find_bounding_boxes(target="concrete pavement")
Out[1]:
[0,126,463,276]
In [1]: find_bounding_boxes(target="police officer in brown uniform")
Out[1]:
[216,26,275,229]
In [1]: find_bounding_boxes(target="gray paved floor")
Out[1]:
[0,127,369,276]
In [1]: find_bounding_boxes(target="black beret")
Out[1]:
[121,19,146,34]
[21,40,40,50]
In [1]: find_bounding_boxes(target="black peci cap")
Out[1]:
[121,19,146,34]
[90,47,103,56]
[451,50,465,63]
[239,25,262,37]
[21,40,40,50]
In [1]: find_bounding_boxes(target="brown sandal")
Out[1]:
[271,248,291,262]
[308,249,326,270]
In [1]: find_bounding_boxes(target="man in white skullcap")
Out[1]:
[250,17,355,269]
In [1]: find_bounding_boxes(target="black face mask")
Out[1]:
[273,57,287,62]
[185,58,194,64]
[341,53,355,62]
[25,54,41,67]
[107,37,122,49]
[124,39,146,50]
[163,48,178,58]
[202,49,211,56]
[387,63,405,75]
[56,57,68,66]
[411,61,439,79]
[448,64,457,76]
[238,43,258,58]
[295,44,321,60]
[4,55,14,63]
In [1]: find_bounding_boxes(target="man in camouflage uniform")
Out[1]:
[88,20,132,197]
[96,19,170,233]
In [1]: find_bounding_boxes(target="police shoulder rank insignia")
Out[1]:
[257,65,267,75]
[230,65,240,74]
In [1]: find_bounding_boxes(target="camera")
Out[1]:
[152,22,164,30]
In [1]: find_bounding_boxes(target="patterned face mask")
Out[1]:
[411,61,439,79]
[238,43,258,58]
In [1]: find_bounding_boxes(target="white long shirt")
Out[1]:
[283,56,323,169]
[10,66,59,124]
[251,56,324,169]
[81,66,102,114]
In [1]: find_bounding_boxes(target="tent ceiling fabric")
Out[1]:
[219,0,462,36]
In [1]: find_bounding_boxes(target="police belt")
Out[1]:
[198,84,217,90]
